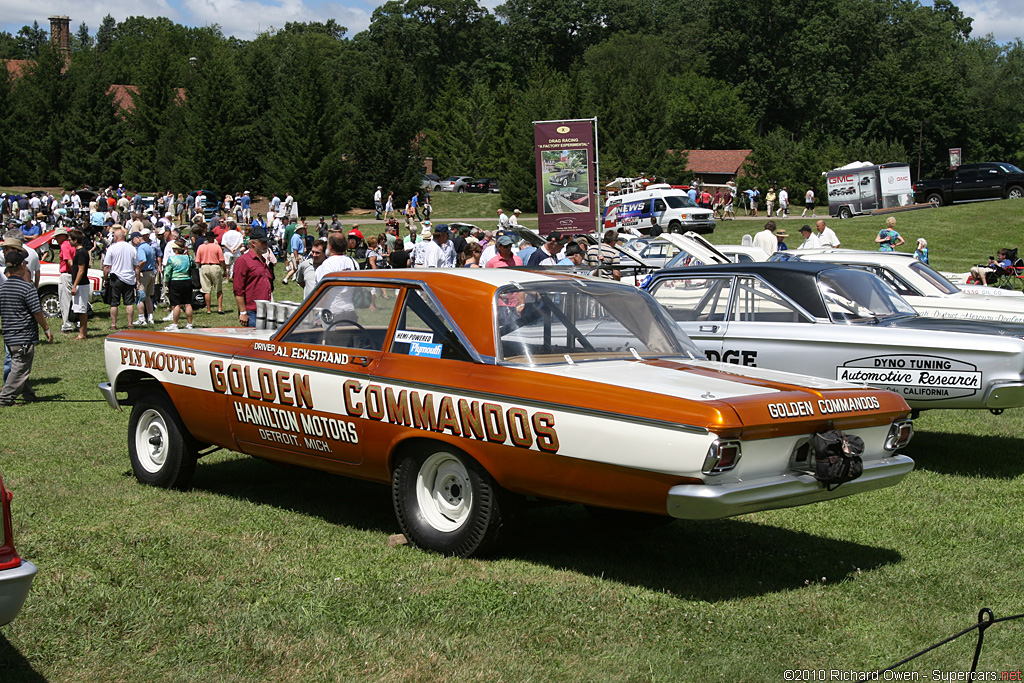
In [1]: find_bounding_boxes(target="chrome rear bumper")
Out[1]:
[666,454,915,520]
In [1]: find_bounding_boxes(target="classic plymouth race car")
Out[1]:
[645,262,1024,412]
[771,249,1024,324]
[100,270,914,557]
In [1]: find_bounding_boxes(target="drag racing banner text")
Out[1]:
[534,119,597,236]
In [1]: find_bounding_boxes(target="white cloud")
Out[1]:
[181,0,372,38]
[0,0,181,36]
[957,0,1024,43]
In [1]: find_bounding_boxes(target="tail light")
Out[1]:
[703,439,742,475]
[885,419,914,450]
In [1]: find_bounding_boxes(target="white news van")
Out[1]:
[825,162,914,219]
[602,184,716,234]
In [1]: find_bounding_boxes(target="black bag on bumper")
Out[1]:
[813,430,864,490]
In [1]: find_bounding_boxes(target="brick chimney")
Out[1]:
[49,15,70,71]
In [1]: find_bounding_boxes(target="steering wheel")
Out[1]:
[322,318,374,348]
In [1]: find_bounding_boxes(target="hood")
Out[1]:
[884,315,1024,337]
[655,232,730,264]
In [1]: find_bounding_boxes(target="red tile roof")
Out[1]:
[683,149,752,175]
[107,85,187,115]
[4,60,32,78]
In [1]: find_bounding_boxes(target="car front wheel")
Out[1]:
[392,447,505,557]
[38,288,60,318]
[1007,186,1023,200]
[128,391,198,490]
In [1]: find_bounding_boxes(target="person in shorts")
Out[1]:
[162,239,195,329]
[68,229,92,339]
[102,227,140,330]
[196,235,226,314]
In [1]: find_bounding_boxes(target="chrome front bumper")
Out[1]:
[0,559,37,627]
[666,454,915,520]
[98,382,121,411]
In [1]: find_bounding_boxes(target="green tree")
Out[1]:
[72,23,94,52]
[59,50,124,187]
[7,42,65,185]
[15,21,47,58]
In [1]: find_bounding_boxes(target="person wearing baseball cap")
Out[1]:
[418,223,455,268]
[485,234,521,268]
[233,225,273,327]
[0,247,53,405]
[509,208,522,227]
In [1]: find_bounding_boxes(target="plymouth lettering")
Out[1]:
[120,347,197,376]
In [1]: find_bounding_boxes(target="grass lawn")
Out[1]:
[0,202,1022,680]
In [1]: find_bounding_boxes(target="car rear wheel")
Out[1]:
[838,206,852,220]
[38,288,60,318]
[457,187,465,194]
[128,391,198,490]
[927,193,943,206]
[392,447,505,557]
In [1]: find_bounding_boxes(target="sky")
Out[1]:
[0,0,1020,44]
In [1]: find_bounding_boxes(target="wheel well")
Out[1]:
[388,436,480,478]
[113,370,166,407]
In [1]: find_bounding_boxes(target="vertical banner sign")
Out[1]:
[534,119,596,236]
[949,147,962,170]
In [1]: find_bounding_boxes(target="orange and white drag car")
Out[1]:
[100,269,914,557]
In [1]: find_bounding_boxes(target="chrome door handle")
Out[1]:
[699,325,719,332]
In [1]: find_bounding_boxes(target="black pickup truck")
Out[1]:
[913,162,1024,206]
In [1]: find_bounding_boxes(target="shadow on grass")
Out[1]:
[191,457,901,601]
[501,507,902,602]
[904,431,1024,479]
[0,633,47,682]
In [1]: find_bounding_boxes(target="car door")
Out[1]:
[716,276,819,369]
[227,281,402,466]
[952,167,978,201]
[975,164,1004,200]
[648,275,733,361]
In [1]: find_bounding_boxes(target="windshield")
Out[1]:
[664,195,699,209]
[495,280,702,365]
[908,261,960,295]
[997,163,1023,174]
[818,269,917,323]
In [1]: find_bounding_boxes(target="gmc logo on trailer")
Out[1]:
[829,175,853,185]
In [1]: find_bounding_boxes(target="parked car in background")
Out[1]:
[188,190,220,220]
[645,262,1024,413]
[913,162,1024,206]
[0,469,37,626]
[466,178,500,193]
[440,176,474,193]
[25,230,104,318]
[100,269,914,557]
[422,174,442,191]
[771,249,1024,324]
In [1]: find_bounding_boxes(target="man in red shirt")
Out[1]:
[485,235,521,268]
[232,226,273,327]
[55,227,76,333]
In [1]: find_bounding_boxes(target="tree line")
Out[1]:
[0,0,1021,214]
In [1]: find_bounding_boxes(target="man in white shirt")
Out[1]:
[776,187,789,217]
[815,219,840,248]
[314,234,359,284]
[412,224,432,267]
[496,209,509,229]
[419,224,457,268]
[221,223,244,280]
[102,227,141,329]
[373,186,383,220]
[798,225,821,250]
[751,221,778,256]
[509,209,521,227]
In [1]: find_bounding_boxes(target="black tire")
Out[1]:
[392,446,505,557]
[1007,186,1023,200]
[838,206,852,220]
[128,390,198,490]
[668,220,682,234]
[926,193,943,207]
[38,288,60,319]
[560,177,569,187]
[457,186,465,194]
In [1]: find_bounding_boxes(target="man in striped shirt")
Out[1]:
[0,248,53,406]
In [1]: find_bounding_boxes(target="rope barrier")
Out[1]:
[856,608,1023,682]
